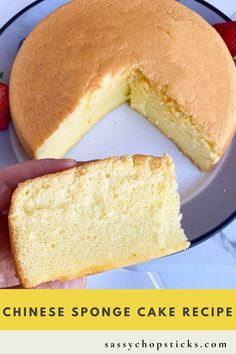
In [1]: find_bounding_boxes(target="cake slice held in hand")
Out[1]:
[9,155,189,288]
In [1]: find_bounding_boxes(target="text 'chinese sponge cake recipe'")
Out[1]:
[9,0,236,171]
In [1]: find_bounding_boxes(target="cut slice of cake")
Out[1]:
[9,155,189,288]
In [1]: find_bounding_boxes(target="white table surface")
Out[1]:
[0,0,235,289]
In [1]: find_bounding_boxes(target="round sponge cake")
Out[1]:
[9,0,236,170]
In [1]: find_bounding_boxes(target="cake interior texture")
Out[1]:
[9,155,189,288]
[37,69,220,171]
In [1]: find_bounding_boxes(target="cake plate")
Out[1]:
[0,0,235,277]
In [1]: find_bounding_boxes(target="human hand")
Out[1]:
[0,158,86,289]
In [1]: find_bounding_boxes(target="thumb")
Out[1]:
[35,278,86,289]
[4,278,86,289]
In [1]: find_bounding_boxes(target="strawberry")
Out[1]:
[213,21,236,64]
[0,72,10,130]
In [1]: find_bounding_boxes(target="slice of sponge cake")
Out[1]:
[9,155,189,288]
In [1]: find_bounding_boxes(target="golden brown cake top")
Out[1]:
[10,0,236,156]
